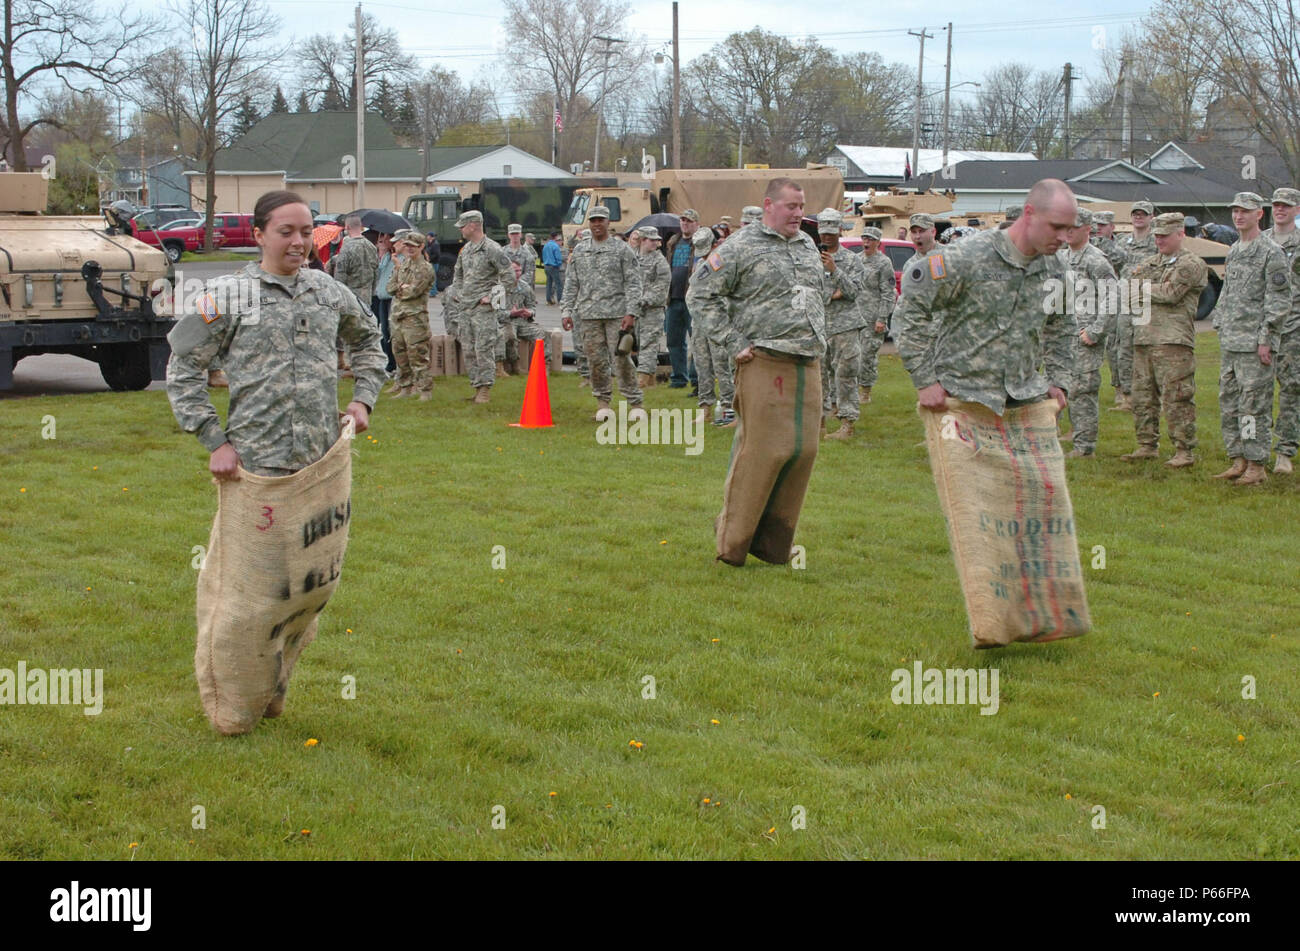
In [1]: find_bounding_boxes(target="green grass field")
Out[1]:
[1,337,1297,860]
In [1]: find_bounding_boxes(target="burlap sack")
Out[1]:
[195,418,355,734]
[716,349,822,565]
[920,397,1090,648]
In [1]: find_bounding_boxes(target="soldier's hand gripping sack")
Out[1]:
[920,398,1090,648]
[194,417,355,734]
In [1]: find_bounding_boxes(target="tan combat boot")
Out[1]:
[592,399,612,421]
[1234,461,1267,486]
[207,369,229,388]
[1120,446,1159,461]
[825,420,855,440]
[472,386,491,404]
[860,385,872,404]
[389,387,410,399]
[418,390,432,402]
[1164,449,1195,468]
[1211,458,1247,480]
[496,361,511,377]
[1108,393,1131,412]
[1273,455,1293,474]
[637,371,653,388]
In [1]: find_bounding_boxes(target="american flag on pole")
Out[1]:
[554,107,563,132]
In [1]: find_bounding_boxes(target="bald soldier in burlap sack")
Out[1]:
[893,179,1090,647]
[688,177,828,565]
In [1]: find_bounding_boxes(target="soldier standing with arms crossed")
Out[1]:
[1110,201,1157,411]
[815,208,867,441]
[690,177,827,566]
[1263,188,1300,473]
[1058,207,1117,459]
[1212,192,1289,485]
[856,226,896,405]
[386,229,436,401]
[1122,213,1207,467]
[451,210,515,404]
[634,226,670,388]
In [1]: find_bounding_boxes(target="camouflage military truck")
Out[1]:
[0,173,173,391]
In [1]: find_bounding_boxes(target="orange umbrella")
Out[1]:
[313,223,342,253]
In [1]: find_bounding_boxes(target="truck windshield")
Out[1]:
[567,194,589,225]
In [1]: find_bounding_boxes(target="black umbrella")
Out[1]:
[627,212,682,238]
[347,208,412,234]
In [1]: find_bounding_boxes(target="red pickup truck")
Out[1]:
[129,218,225,263]
[210,213,255,248]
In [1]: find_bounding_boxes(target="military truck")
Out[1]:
[402,177,617,285]
[0,173,173,391]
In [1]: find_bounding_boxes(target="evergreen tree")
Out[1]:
[321,85,344,111]
[394,86,418,138]
[296,90,312,113]
[371,77,397,123]
[232,95,261,137]
[270,86,290,114]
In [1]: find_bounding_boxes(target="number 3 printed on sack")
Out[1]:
[256,505,274,531]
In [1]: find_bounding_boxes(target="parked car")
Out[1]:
[157,218,203,231]
[210,212,255,248]
[129,216,225,263]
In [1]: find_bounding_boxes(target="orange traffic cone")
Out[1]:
[510,339,553,428]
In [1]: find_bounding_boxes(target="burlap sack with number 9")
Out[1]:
[920,397,1090,648]
[194,418,355,734]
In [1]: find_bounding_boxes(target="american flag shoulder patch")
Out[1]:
[198,294,221,324]
[707,252,723,271]
[929,255,947,280]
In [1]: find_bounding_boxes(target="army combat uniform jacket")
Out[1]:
[1213,234,1289,353]
[561,236,643,322]
[1130,250,1208,347]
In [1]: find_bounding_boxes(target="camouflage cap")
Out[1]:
[507,223,522,234]
[1130,200,1155,216]
[862,226,883,241]
[1074,207,1094,228]
[1182,215,1200,230]
[1271,187,1300,206]
[690,227,714,251]
[1229,191,1265,211]
[394,229,424,247]
[741,205,762,223]
[720,215,733,224]
[909,213,935,229]
[1093,210,1114,224]
[1151,212,1185,235]
[1004,205,1022,221]
[454,209,483,228]
[679,208,700,222]
[637,226,661,241]
[588,205,611,219]
[817,207,843,234]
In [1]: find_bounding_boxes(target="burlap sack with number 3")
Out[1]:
[920,397,1090,648]
[195,418,355,735]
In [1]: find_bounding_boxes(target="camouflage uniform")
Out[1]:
[1262,223,1300,458]
[165,263,385,475]
[687,230,736,413]
[387,250,436,394]
[1111,229,1156,395]
[819,241,868,422]
[332,234,379,304]
[1129,240,1207,453]
[635,238,671,377]
[562,233,644,406]
[893,228,1074,415]
[452,234,514,390]
[503,267,550,367]
[1215,229,1289,463]
[857,248,896,388]
[1058,239,1117,454]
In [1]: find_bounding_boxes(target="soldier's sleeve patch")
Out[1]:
[707,252,723,271]
[929,255,947,280]
[1272,270,1289,286]
[198,294,221,324]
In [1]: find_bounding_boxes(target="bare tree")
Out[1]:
[131,0,285,249]
[500,0,647,168]
[957,64,1061,155]
[301,12,417,111]
[0,0,159,169]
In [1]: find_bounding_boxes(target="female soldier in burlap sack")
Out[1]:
[166,190,386,734]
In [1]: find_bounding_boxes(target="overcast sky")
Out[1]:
[129,0,1153,114]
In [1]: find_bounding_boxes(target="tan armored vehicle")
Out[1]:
[0,173,173,390]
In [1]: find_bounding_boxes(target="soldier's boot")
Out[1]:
[418,389,432,402]
[472,386,491,404]
[508,359,522,376]
[1211,458,1247,480]
[579,377,591,388]
[637,372,654,388]
[1065,448,1094,459]
[1165,449,1195,468]
[207,369,229,388]
[1059,429,1075,443]
[592,399,612,421]
[1273,454,1293,474]
[860,385,872,404]
[825,420,855,441]
[1121,445,1159,461]
[496,361,512,377]
[1108,393,1132,412]
[389,387,410,399]
[1234,461,1267,486]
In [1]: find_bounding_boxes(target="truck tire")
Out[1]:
[98,343,153,391]
[163,241,184,264]
[1196,276,1220,321]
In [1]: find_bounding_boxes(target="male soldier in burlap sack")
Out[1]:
[451,209,514,404]
[814,208,867,441]
[634,226,670,388]
[856,226,896,405]
[1122,212,1207,468]
[1211,191,1289,485]
[1057,207,1117,459]
[166,190,385,733]
[386,229,436,400]
[690,176,827,566]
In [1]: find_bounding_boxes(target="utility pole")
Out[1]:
[672,2,681,168]
[909,27,933,187]
[1062,62,1075,159]
[1119,53,1131,162]
[592,35,625,173]
[940,23,952,172]
[354,4,366,207]
[552,92,558,166]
